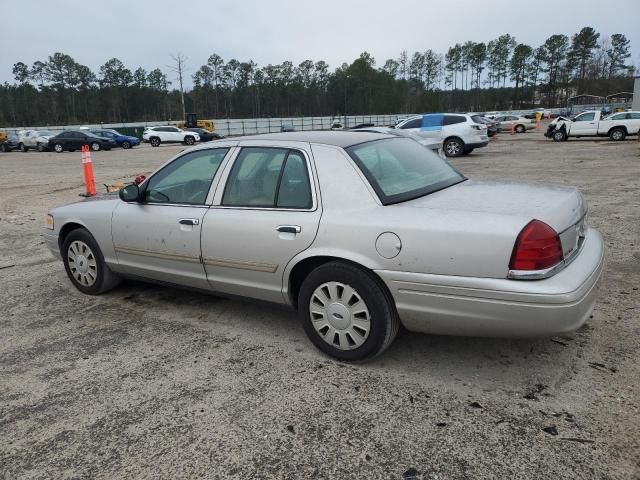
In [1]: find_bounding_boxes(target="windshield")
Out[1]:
[346,137,465,205]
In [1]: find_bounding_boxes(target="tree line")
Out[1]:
[0,27,635,128]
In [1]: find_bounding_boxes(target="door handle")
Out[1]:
[179,218,199,226]
[277,225,301,234]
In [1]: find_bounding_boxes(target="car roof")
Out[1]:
[240,131,394,148]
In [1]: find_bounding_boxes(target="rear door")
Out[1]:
[201,142,321,303]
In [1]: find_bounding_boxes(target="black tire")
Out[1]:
[121,141,131,149]
[2,143,10,152]
[69,149,75,152]
[462,147,475,155]
[609,128,626,141]
[184,135,195,145]
[552,130,567,142]
[62,228,120,295]
[19,143,28,152]
[150,137,161,147]
[54,143,64,153]
[444,137,464,157]
[37,143,45,152]
[515,124,526,133]
[298,261,400,362]
[90,142,101,151]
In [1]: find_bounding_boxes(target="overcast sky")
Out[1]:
[1,0,639,86]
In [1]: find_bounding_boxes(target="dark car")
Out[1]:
[185,127,224,142]
[1,132,21,152]
[48,130,116,153]
[471,115,499,137]
[90,129,140,149]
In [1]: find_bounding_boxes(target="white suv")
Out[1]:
[395,113,489,157]
[143,126,200,147]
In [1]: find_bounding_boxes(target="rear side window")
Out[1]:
[443,115,466,125]
[399,118,422,129]
[223,148,312,209]
[628,113,640,119]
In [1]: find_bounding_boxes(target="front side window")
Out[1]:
[222,147,312,209]
[399,118,422,129]
[575,112,595,122]
[144,148,229,205]
[346,138,465,205]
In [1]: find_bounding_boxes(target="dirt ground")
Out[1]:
[1,127,639,479]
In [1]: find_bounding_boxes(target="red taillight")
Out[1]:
[509,220,563,271]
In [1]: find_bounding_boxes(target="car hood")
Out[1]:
[397,180,586,233]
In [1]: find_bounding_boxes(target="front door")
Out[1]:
[570,111,598,135]
[201,145,321,303]
[112,147,232,289]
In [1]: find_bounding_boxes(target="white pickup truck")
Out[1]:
[546,110,640,141]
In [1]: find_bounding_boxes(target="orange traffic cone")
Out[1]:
[511,123,516,135]
[81,145,96,197]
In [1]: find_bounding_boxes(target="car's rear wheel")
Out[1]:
[37,143,45,152]
[552,130,567,142]
[298,261,399,362]
[150,137,161,147]
[444,137,464,157]
[184,136,195,145]
[90,142,101,151]
[62,228,120,295]
[19,143,28,152]
[609,128,626,141]
[53,143,64,153]
[515,124,525,133]
[121,141,131,149]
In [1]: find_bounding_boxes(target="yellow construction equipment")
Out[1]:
[175,113,215,132]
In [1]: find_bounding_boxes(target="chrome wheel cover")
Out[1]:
[446,140,461,155]
[67,240,98,287]
[309,281,371,350]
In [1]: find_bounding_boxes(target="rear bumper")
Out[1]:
[467,139,489,148]
[376,228,604,337]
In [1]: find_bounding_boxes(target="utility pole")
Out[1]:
[169,52,188,121]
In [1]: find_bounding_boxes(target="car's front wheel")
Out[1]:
[444,137,464,157]
[553,130,567,142]
[37,143,45,152]
[53,143,64,153]
[62,228,120,295]
[298,262,399,362]
[19,143,28,152]
[90,142,101,151]
[184,136,195,145]
[121,141,131,149]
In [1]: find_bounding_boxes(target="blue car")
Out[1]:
[90,129,140,149]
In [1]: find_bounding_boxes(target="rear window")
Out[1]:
[346,138,465,205]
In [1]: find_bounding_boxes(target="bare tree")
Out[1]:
[168,52,188,120]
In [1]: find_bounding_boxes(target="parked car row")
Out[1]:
[0,126,225,153]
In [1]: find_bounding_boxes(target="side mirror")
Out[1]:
[119,183,140,202]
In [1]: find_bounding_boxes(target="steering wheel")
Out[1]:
[184,179,209,204]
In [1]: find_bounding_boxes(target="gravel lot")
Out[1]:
[1,127,639,479]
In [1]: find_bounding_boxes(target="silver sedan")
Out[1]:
[44,132,604,361]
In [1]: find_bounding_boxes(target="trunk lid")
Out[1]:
[396,180,587,260]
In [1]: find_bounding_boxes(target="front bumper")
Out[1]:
[43,230,62,260]
[376,228,604,337]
